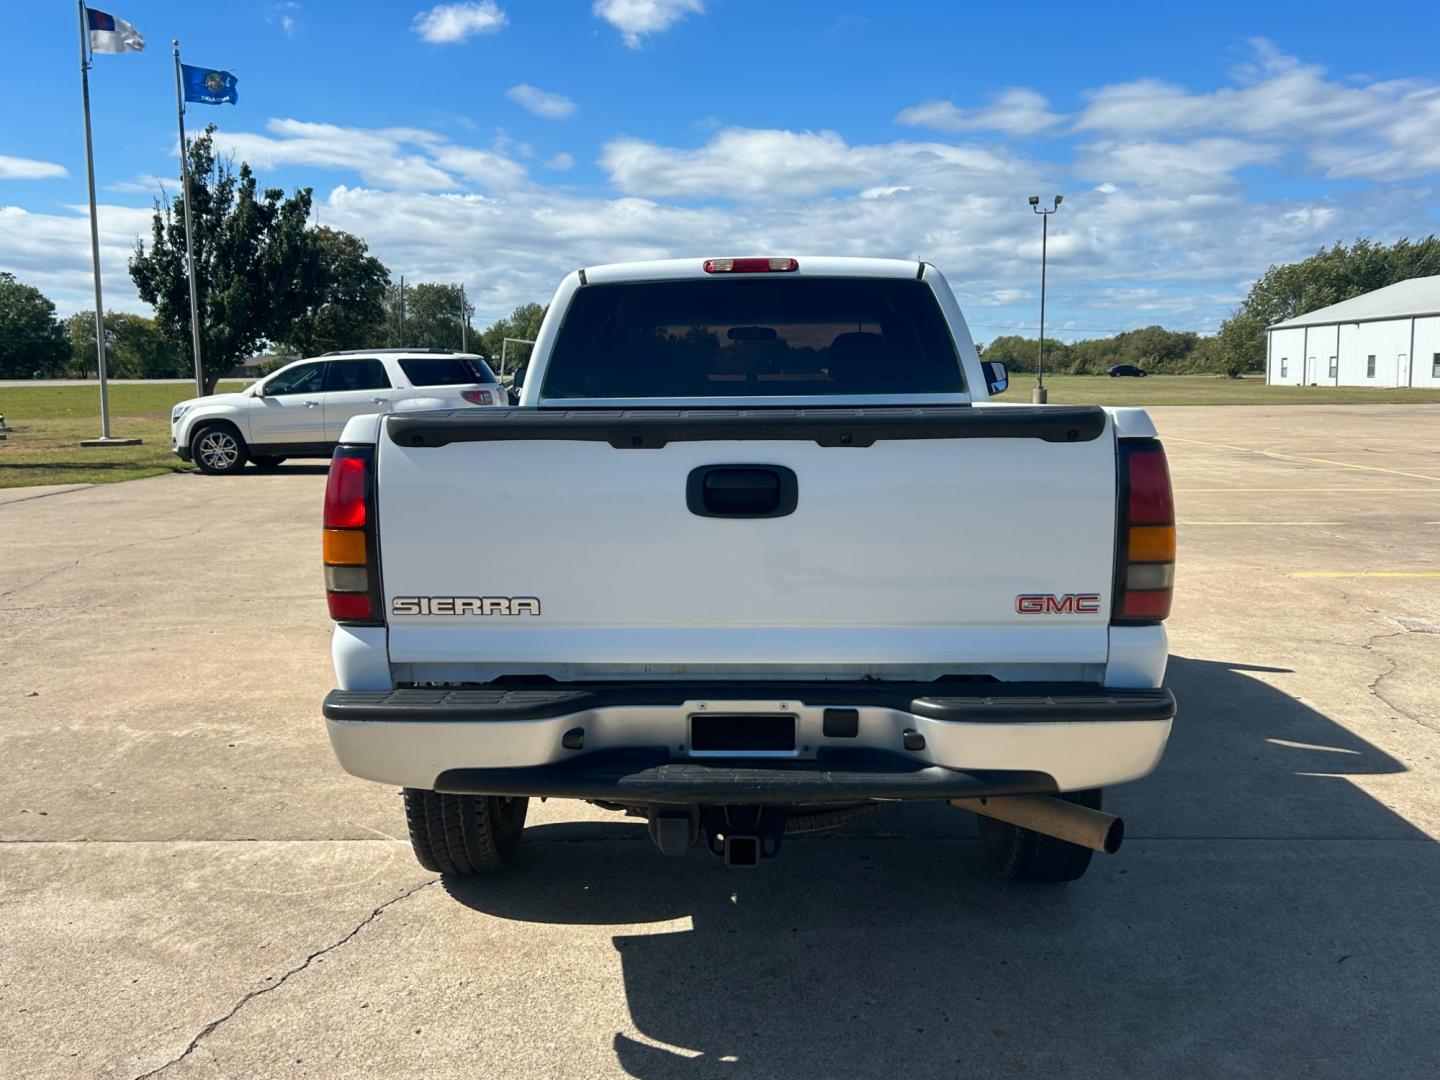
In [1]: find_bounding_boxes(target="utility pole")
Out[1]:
[460,282,468,352]
[1027,194,1062,405]
[398,276,406,345]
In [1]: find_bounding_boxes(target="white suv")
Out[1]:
[172,350,505,474]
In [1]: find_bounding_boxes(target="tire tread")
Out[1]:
[402,788,526,876]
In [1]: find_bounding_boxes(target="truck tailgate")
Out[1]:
[376,407,1117,678]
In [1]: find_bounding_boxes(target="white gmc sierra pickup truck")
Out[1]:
[321,256,1177,882]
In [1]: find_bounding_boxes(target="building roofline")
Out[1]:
[1268,310,1440,332]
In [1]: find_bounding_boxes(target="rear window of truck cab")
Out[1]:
[541,278,965,399]
[399,357,496,386]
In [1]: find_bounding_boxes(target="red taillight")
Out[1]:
[324,455,367,529]
[461,389,493,405]
[1114,440,1175,624]
[703,257,799,273]
[1127,446,1174,524]
[327,591,373,621]
[323,447,381,625]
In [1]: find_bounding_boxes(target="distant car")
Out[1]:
[171,349,504,475]
[1107,364,1148,377]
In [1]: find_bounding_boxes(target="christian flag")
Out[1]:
[86,8,145,54]
[181,65,239,106]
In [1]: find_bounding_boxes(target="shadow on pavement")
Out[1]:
[445,656,1439,1079]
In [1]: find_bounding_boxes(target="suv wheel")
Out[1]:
[191,424,249,475]
[978,789,1101,883]
[403,789,528,875]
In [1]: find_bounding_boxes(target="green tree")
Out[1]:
[978,334,1069,375]
[384,282,471,351]
[1227,236,1440,367]
[479,302,547,374]
[280,227,390,357]
[129,126,315,394]
[0,272,70,377]
[1202,310,1266,378]
[64,311,185,379]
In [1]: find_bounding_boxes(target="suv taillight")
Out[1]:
[323,446,382,624]
[461,389,493,405]
[1114,439,1175,623]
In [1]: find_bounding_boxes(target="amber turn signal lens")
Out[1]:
[1128,525,1176,563]
[323,528,367,565]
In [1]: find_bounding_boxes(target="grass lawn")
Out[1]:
[4,375,1440,489]
[0,382,244,489]
[1027,374,1440,406]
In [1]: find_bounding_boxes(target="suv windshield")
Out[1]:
[399,357,496,386]
[542,277,964,399]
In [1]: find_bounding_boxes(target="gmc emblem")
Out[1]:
[1016,593,1102,615]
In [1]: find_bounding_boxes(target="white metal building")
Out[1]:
[1266,275,1440,387]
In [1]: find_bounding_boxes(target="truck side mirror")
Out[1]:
[982,361,1008,395]
[512,366,526,390]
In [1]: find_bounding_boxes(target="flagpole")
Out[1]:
[77,1,114,441]
[173,41,205,399]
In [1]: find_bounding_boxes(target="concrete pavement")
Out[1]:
[1,405,1437,1078]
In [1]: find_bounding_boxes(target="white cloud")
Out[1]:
[0,155,68,181]
[0,204,153,313]
[1076,40,1440,180]
[428,145,529,190]
[506,84,577,120]
[593,0,702,48]
[1074,138,1282,191]
[266,2,301,38]
[600,127,1020,200]
[7,39,1440,337]
[412,1,507,44]
[896,89,1063,136]
[106,173,171,195]
[214,119,462,191]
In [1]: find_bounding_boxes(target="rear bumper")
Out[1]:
[324,682,1175,799]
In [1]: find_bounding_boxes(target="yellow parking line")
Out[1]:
[1176,488,1437,494]
[1166,436,1440,483]
[1288,572,1440,578]
[1179,521,1343,526]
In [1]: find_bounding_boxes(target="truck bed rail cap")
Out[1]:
[385,405,1107,450]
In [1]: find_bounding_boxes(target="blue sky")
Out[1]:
[3,0,1438,340]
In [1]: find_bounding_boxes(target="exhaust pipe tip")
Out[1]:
[1101,816,1124,855]
[952,794,1124,856]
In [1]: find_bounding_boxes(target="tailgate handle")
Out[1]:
[687,465,798,519]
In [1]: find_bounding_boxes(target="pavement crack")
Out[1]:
[129,877,438,1080]
[0,526,213,599]
[1360,629,1437,734]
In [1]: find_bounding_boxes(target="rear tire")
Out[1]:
[978,789,1101,883]
[402,789,528,875]
[190,424,248,475]
[249,454,286,469]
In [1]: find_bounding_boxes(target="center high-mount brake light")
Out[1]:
[323,446,382,624]
[703,257,799,274]
[1114,439,1176,623]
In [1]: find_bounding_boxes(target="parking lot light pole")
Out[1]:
[1029,194,1062,405]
